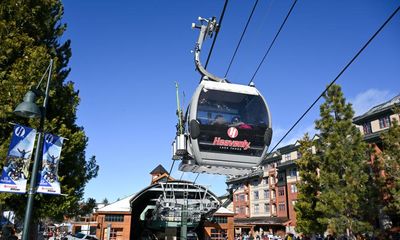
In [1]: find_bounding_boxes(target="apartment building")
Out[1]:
[353,95,400,147]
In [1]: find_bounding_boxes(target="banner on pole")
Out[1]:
[37,133,64,195]
[0,125,37,193]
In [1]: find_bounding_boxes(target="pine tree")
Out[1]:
[0,0,98,226]
[375,110,400,237]
[314,84,371,238]
[102,198,109,205]
[295,134,325,236]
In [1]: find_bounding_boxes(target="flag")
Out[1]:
[37,133,64,195]
[0,125,36,193]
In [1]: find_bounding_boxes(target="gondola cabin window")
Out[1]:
[196,89,268,157]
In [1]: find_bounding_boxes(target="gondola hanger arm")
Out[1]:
[193,17,227,83]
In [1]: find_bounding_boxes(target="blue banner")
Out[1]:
[0,125,37,193]
[37,133,64,195]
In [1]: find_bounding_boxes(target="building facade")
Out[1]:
[94,196,133,240]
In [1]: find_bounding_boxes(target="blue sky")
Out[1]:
[61,0,400,202]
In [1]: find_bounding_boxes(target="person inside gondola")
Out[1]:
[230,116,252,129]
[212,114,227,125]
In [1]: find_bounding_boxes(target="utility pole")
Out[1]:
[180,191,188,240]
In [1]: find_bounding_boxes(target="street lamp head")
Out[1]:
[13,90,41,118]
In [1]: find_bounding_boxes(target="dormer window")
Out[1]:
[379,115,390,129]
[363,122,372,134]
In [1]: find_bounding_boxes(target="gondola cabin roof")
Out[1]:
[201,81,259,96]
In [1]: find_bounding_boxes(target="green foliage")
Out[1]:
[102,198,109,205]
[375,109,400,234]
[0,0,99,222]
[315,85,371,237]
[79,198,97,217]
[296,84,371,237]
[295,134,325,235]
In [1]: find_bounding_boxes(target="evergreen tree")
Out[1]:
[79,198,97,217]
[102,198,109,205]
[375,110,400,237]
[314,84,371,238]
[0,0,98,226]
[295,134,325,236]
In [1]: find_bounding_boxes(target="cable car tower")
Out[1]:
[172,17,273,176]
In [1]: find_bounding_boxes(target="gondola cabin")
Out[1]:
[175,80,272,176]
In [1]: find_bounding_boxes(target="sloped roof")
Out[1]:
[96,194,135,213]
[353,94,400,124]
[277,144,298,154]
[150,164,168,175]
[151,173,174,184]
[215,206,234,215]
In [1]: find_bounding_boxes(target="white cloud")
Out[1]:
[350,89,395,116]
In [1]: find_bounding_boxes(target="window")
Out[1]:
[379,116,391,128]
[277,173,285,183]
[239,206,246,214]
[291,184,298,193]
[239,194,246,201]
[297,151,302,159]
[197,90,268,127]
[289,168,297,177]
[253,191,259,200]
[105,214,124,222]
[292,200,297,206]
[252,179,259,186]
[262,178,268,185]
[264,190,270,199]
[211,229,226,240]
[264,203,270,213]
[363,122,372,134]
[212,216,227,223]
[235,194,239,202]
[278,203,285,211]
[89,226,96,235]
[285,154,291,161]
[253,204,259,214]
[278,187,285,196]
[109,228,123,240]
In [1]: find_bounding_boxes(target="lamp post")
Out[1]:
[14,59,53,240]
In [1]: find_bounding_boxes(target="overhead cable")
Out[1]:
[166,159,176,184]
[267,4,400,155]
[224,0,260,78]
[204,0,229,70]
[248,0,298,85]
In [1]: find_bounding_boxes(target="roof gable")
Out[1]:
[97,194,135,213]
[150,164,168,175]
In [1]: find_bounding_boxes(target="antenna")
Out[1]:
[175,82,183,135]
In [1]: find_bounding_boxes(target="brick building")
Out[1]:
[204,207,235,239]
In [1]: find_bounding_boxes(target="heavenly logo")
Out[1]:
[213,127,251,150]
[15,126,26,137]
[213,137,251,150]
[227,127,238,139]
[45,134,54,144]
